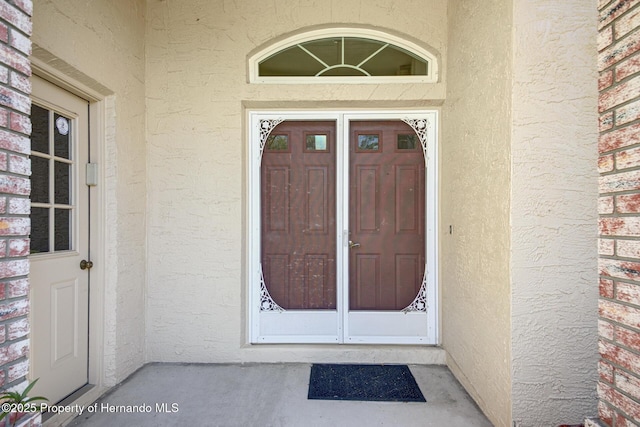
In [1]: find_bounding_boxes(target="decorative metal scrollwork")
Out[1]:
[258,119,284,164]
[259,265,284,312]
[402,267,428,313]
[400,117,430,312]
[258,120,285,312]
[401,118,430,165]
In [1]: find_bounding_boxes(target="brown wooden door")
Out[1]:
[349,121,425,310]
[261,121,337,309]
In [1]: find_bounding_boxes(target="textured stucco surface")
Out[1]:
[442,1,512,426]
[510,1,598,425]
[25,1,601,423]
[144,0,447,363]
[32,0,147,385]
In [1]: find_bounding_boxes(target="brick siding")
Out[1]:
[599,1,640,425]
[0,0,38,426]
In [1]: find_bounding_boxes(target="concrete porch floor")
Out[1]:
[65,363,493,427]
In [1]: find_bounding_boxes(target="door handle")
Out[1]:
[348,241,360,249]
[80,260,93,270]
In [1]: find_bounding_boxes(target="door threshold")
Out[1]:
[42,384,94,422]
[41,383,108,426]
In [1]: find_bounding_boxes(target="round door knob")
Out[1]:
[80,260,93,270]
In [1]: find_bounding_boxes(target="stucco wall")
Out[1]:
[442,1,512,426]
[511,1,598,426]
[22,1,601,424]
[444,1,598,426]
[31,0,147,385]
[144,0,447,363]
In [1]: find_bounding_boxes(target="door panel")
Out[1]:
[349,121,425,310]
[30,76,90,404]
[52,280,79,362]
[353,254,380,309]
[261,121,337,309]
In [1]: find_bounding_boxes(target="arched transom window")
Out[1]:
[249,28,438,84]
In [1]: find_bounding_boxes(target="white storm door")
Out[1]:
[249,111,438,345]
[343,114,438,344]
[29,75,90,404]
[251,115,342,343]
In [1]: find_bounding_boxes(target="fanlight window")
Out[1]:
[249,29,438,83]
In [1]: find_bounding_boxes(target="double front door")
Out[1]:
[250,112,437,344]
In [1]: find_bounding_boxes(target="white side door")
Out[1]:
[29,76,90,404]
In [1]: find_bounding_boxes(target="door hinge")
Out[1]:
[86,163,98,186]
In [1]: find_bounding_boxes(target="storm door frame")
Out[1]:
[247,110,438,344]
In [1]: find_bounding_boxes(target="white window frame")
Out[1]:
[248,28,439,84]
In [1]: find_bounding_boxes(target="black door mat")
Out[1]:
[307,363,426,402]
